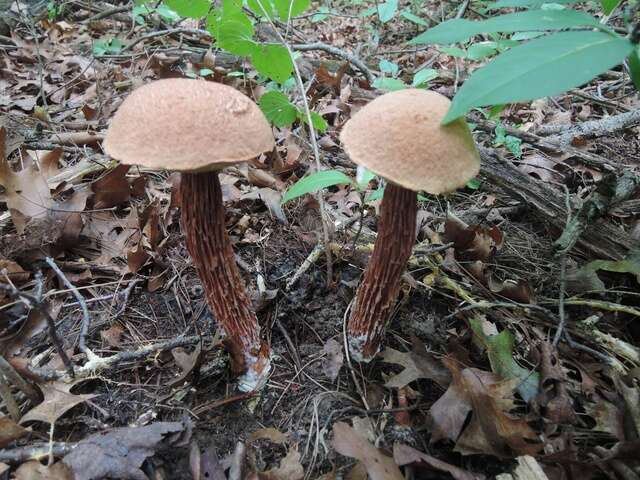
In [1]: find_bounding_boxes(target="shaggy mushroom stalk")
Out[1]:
[180,171,269,385]
[340,89,480,362]
[348,182,417,361]
[103,78,275,391]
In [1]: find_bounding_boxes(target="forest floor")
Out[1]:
[0,0,639,479]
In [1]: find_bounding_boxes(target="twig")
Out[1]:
[0,442,73,464]
[20,335,209,382]
[85,4,130,22]
[292,42,375,84]
[46,258,92,355]
[553,186,571,347]
[121,28,212,52]
[455,0,471,18]
[0,279,74,377]
[538,108,640,145]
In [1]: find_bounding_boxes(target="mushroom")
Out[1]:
[104,78,275,390]
[340,89,480,362]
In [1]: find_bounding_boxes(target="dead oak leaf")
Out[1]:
[381,338,450,389]
[20,381,97,426]
[62,422,185,480]
[91,164,145,209]
[0,128,54,234]
[332,422,403,480]
[393,444,485,480]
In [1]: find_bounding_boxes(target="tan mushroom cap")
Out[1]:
[104,78,275,171]
[340,89,480,194]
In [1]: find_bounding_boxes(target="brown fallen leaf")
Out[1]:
[381,337,450,389]
[444,215,503,263]
[332,422,403,480]
[14,460,74,480]
[167,343,202,387]
[533,342,577,425]
[257,447,304,480]
[249,427,288,445]
[0,415,28,447]
[189,440,226,480]
[20,380,97,426]
[100,323,124,348]
[0,128,54,234]
[62,422,185,480]
[91,164,144,209]
[393,443,485,480]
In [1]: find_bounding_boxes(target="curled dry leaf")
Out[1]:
[167,342,203,388]
[444,215,503,263]
[0,416,28,448]
[257,447,304,480]
[533,342,577,425]
[431,357,541,458]
[332,422,403,480]
[91,164,144,209]
[62,422,185,480]
[393,443,485,480]
[381,337,450,389]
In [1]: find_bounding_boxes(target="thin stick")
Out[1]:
[45,257,91,354]
[292,42,375,84]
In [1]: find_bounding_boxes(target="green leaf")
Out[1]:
[628,49,640,92]
[216,19,255,56]
[259,91,298,127]
[282,170,353,203]
[93,38,124,56]
[356,165,376,189]
[247,0,274,18]
[487,0,579,8]
[311,6,332,22]
[376,0,397,23]
[366,185,385,202]
[301,111,328,133]
[251,43,294,83]
[444,31,634,124]
[379,59,399,76]
[409,9,599,45]
[163,0,209,18]
[469,319,540,403]
[600,0,622,14]
[440,46,467,57]
[466,41,499,60]
[273,0,310,20]
[466,178,481,190]
[372,77,407,91]
[581,254,640,284]
[400,9,427,26]
[412,68,438,87]
[156,3,181,21]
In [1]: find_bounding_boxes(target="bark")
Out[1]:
[180,171,268,379]
[347,182,418,361]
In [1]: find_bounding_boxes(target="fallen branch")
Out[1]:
[537,108,640,144]
[0,442,73,464]
[292,42,375,84]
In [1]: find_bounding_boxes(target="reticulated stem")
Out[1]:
[180,171,270,390]
[347,182,418,361]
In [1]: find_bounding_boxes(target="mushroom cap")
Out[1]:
[104,79,275,171]
[340,89,480,194]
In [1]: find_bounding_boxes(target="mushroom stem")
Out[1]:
[347,182,418,362]
[180,171,270,390]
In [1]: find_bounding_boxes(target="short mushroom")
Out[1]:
[340,89,480,362]
[104,78,275,391]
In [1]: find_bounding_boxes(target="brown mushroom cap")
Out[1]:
[340,89,480,194]
[104,79,275,171]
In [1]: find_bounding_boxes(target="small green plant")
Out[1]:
[409,0,639,123]
[47,0,63,20]
[93,38,124,56]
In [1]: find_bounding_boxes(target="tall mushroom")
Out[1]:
[104,78,275,391]
[340,89,480,362]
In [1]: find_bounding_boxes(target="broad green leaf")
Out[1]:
[440,46,466,57]
[379,59,399,76]
[163,0,209,18]
[372,77,407,91]
[356,165,376,189]
[487,0,580,8]
[282,170,353,203]
[215,19,255,55]
[247,0,274,18]
[376,0,397,23]
[410,9,599,45]
[93,38,124,56]
[207,9,252,38]
[467,42,499,60]
[274,0,310,20]
[600,0,622,14]
[412,68,438,87]
[259,91,298,127]
[469,319,540,403]
[444,31,634,124]
[156,3,181,21]
[300,111,328,133]
[400,9,428,26]
[628,49,640,92]
[252,44,294,83]
[366,185,385,202]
